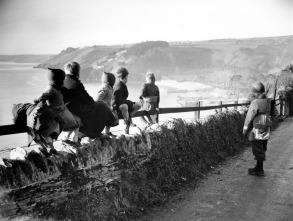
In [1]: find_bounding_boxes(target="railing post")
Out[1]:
[219,101,222,113]
[156,108,159,123]
[280,100,284,116]
[234,100,238,111]
[194,101,200,120]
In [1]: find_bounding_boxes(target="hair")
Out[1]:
[116,67,129,79]
[102,72,116,87]
[64,61,80,77]
[145,72,155,83]
[47,68,65,87]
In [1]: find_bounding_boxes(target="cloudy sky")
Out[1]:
[0,0,293,54]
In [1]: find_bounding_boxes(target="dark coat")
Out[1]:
[112,81,129,110]
[139,83,160,106]
[63,75,95,117]
[12,103,63,145]
[63,74,116,138]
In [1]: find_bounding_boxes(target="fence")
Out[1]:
[0,101,249,136]
[0,99,287,137]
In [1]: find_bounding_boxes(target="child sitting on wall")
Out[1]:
[139,72,160,127]
[34,68,81,152]
[95,72,117,137]
[112,67,141,134]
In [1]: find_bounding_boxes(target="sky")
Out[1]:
[0,0,293,55]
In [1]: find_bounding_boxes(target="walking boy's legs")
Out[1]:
[248,140,267,176]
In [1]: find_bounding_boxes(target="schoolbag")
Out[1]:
[252,99,272,140]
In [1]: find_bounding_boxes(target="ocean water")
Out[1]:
[0,62,187,155]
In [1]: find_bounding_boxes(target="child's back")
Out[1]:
[95,72,116,109]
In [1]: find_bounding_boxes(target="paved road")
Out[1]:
[140,118,293,221]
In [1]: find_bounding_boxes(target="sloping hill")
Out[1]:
[36,36,293,83]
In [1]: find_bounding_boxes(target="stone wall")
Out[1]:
[0,111,250,220]
[0,133,151,189]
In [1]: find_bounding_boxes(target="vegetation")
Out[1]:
[30,111,249,221]
[34,36,293,85]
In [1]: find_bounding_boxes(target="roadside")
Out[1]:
[138,118,293,221]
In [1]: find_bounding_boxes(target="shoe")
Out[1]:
[248,167,264,176]
[129,118,136,127]
[39,147,51,157]
[107,132,117,137]
[49,148,58,155]
[62,139,81,147]
[97,133,110,139]
[124,127,129,134]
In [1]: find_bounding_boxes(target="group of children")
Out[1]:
[35,65,160,153]
[96,67,160,135]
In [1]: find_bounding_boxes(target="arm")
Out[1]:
[113,89,125,108]
[73,83,95,105]
[156,86,160,107]
[139,83,147,100]
[243,101,258,135]
[95,87,107,102]
[34,88,55,103]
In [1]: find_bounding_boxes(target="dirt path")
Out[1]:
[139,118,293,221]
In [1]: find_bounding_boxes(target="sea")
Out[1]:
[1,62,205,156]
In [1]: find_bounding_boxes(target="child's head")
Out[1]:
[116,67,129,84]
[64,61,80,79]
[145,72,155,84]
[47,68,65,87]
[251,82,265,99]
[102,72,116,87]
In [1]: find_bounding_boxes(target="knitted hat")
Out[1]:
[47,68,65,86]
[102,72,116,87]
[252,82,265,94]
[116,67,129,79]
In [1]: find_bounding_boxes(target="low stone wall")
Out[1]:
[0,134,151,189]
[0,111,250,220]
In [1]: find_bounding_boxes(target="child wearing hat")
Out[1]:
[243,82,273,176]
[95,72,117,136]
[112,67,141,134]
[34,68,81,153]
[139,72,160,126]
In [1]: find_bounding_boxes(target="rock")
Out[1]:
[10,147,27,161]
[0,158,6,167]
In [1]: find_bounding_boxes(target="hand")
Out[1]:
[156,108,160,113]
[243,128,248,136]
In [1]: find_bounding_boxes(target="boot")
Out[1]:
[248,160,264,176]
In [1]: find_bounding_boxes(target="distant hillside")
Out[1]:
[36,36,293,83]
[0,54,53,63]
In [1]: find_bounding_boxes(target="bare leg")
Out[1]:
[62,131,72,141]
[129,102,142,117]
[119,104,129,121]
[119,104,130,134]
[71,128,79,142]
[105,126,111,134]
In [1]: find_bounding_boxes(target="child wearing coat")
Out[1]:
[139,72,160,126]
[95,72,117,136]
[34,68,81,152]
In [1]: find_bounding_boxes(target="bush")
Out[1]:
[113,111,248,218]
